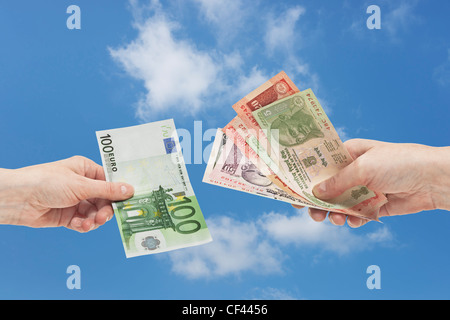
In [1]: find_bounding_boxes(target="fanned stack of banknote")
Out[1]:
[96,120,212,258]
[203,71,387,221]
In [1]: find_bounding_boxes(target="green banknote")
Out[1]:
[96,119,212,258]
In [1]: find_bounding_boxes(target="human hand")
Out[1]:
[293,139,450,227]
[0,156,134,232]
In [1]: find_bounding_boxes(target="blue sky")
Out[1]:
[0,0,449,299]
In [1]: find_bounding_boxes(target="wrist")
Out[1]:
[428,146,450,211]
[0,168,31,225]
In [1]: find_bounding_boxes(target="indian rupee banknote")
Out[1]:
[203,129,314,207]
[231,71,300,166]
[253,89,387,219]
[222,117,322,209]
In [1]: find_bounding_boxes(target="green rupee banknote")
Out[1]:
[96,119,212,258]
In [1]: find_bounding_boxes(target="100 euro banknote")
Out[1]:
[96,119,212,258]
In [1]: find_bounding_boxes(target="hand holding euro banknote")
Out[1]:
[96,120,212,258]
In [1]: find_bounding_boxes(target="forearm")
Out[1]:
[429,146,450,211]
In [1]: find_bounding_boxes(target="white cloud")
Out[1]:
[263,5,321,93]
[109,11,220,120]
[259,210,392,255]
[108,1,268,121]
[335,126,350,142]
[234,66,269,99]
[347,1,420,42]
[194,0,243,24]
[109,1,325,120]
[383,1,420,38]
[433,49,450,87]
[168,209,394,279]
[248,287,299,300]
[193,0,246,44]
[168,215,284,279]
[366,225,394,243]
[264,6,305,56]
[222,51,244,71]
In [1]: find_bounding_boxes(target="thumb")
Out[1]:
[77,178,135,201]
[312,161,365,200]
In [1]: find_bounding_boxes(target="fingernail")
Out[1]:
[348,217,363,228]
[72,218,82,228]
[328,214,337,226]
[308,208,325,222]
[121,185,127,195]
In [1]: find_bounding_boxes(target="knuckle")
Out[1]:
[325,175,338,192]
[352,157,368,186]
[73,176,90,201]
[104,182,117,197]
[69,155,86,163]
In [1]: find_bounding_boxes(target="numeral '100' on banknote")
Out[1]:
[96,119,212,258]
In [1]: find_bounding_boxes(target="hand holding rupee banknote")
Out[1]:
[203,71,387,221]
